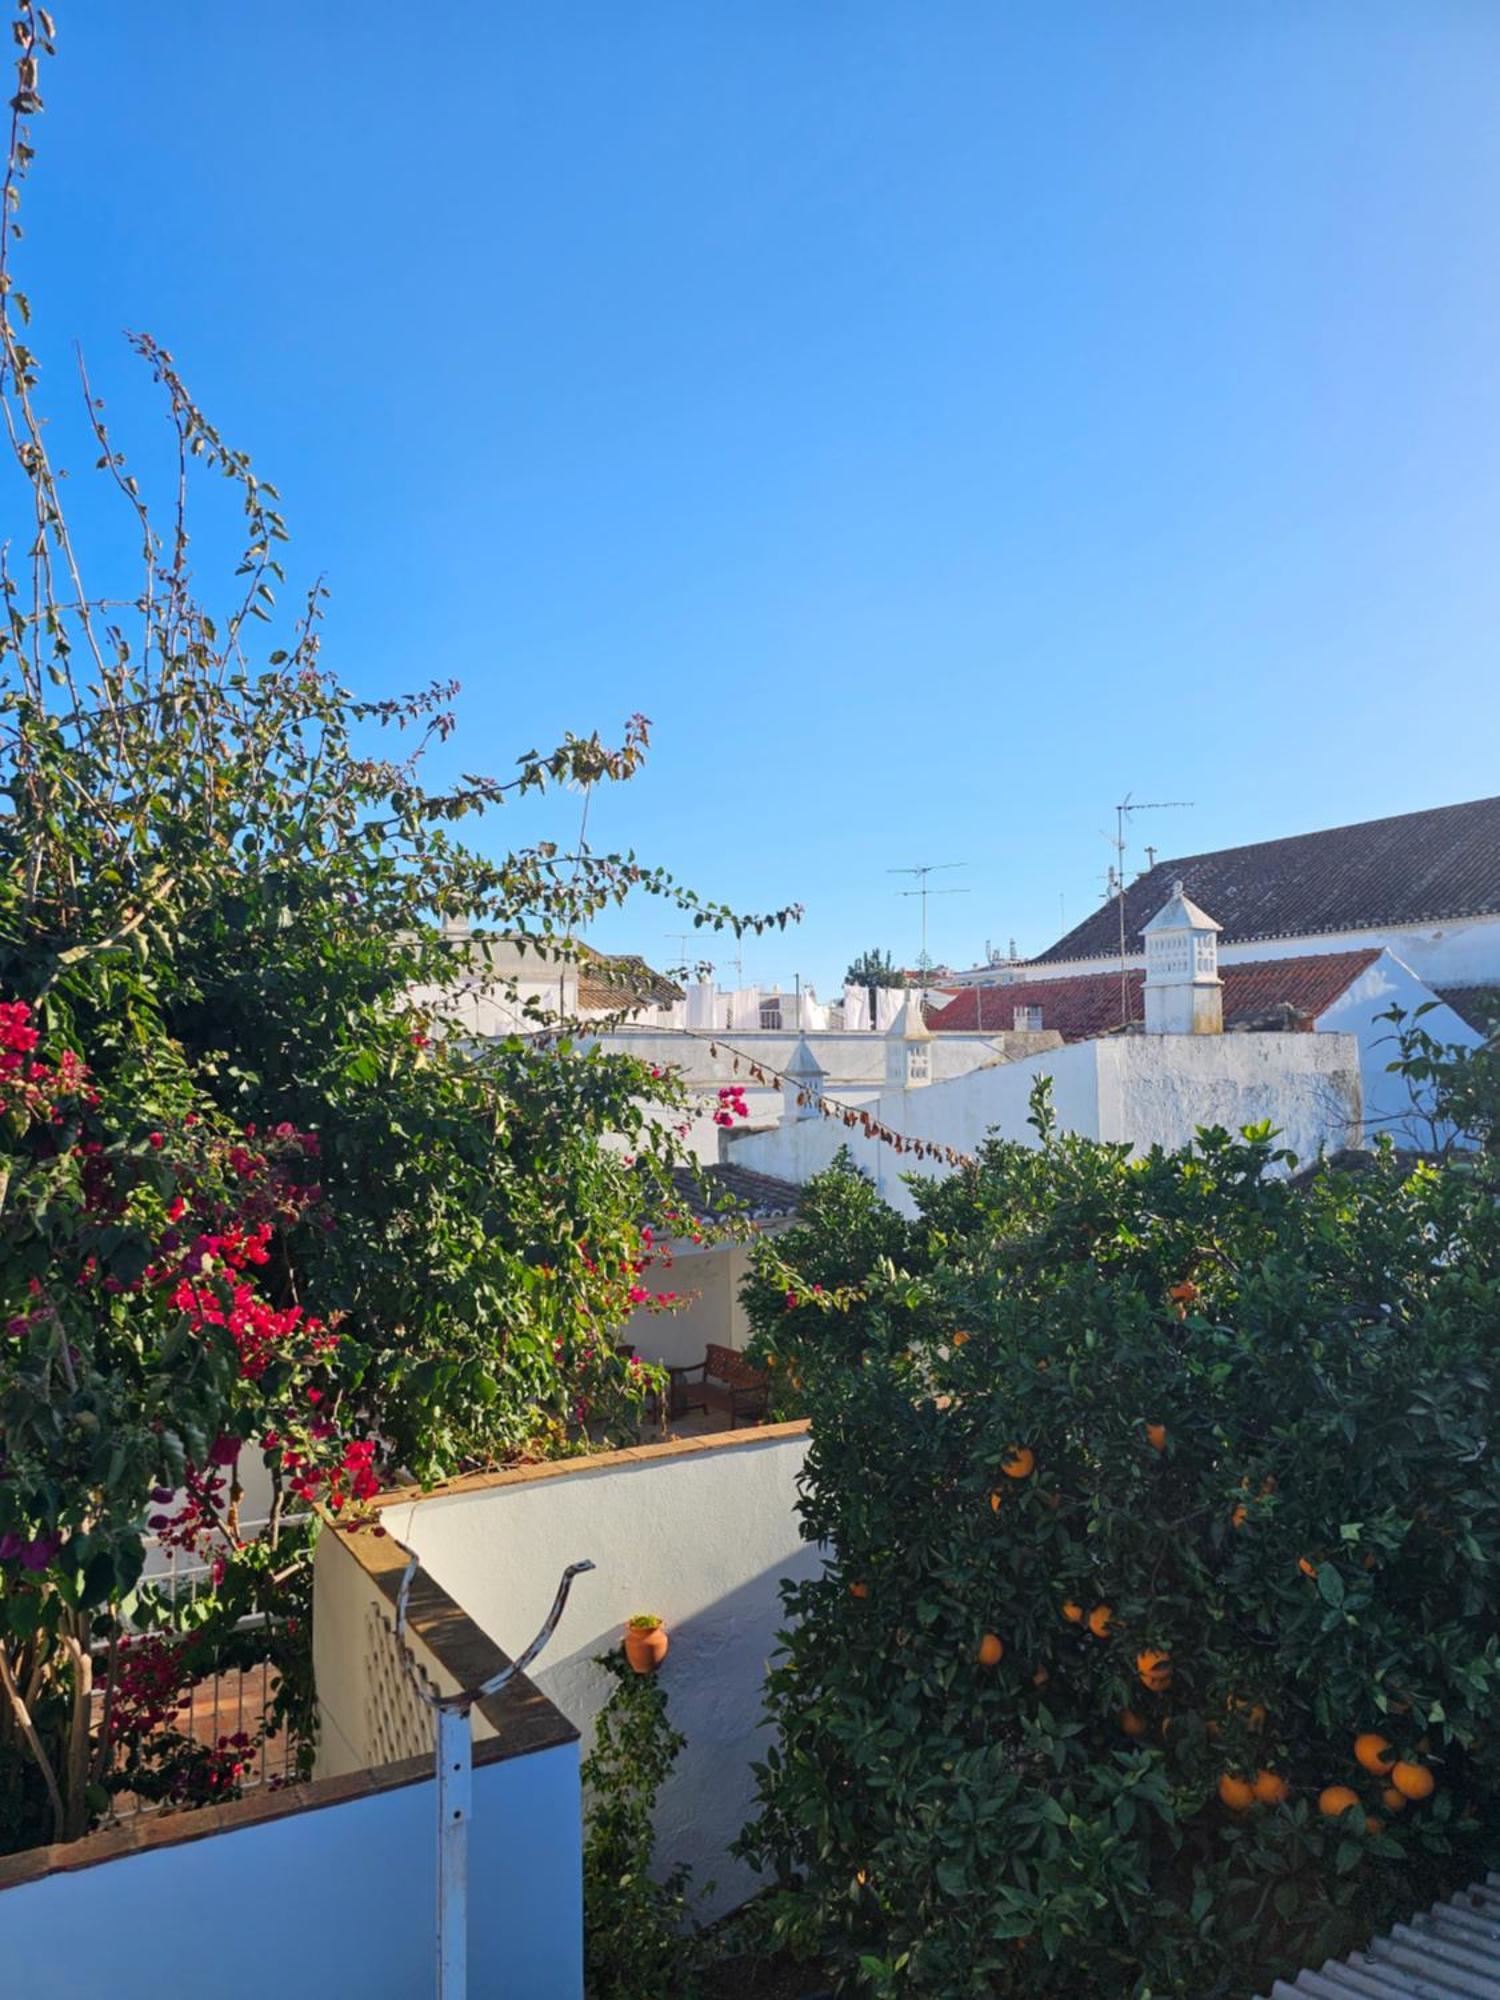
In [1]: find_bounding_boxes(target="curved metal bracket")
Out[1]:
[393,1554,596,1713]
[388,1551,596,1999]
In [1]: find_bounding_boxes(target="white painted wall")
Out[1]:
[0,1742,582,1999]
[590,1028,1058,1162]
[379,1430,819,1918]
[1091,1033,1358,1160]
[620,1238,769,1369]
[727,1033,1362,1215]
[1311,950,1482,1147]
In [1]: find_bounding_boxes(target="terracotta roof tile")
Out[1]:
[576,952,683,1012]
[928,950,1381,1038]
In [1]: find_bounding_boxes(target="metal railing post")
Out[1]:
[394,1554,595,2000]
[436,1704,472,2000]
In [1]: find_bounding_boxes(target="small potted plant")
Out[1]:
[622,1612,669,1674]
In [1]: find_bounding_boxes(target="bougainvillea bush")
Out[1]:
[736,1100,1500,1997]
[0,5,793,1850]
[0,997,365,1845]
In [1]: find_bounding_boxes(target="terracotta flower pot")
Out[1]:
[623,1621,669,1674]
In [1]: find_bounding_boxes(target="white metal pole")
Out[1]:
[395,1555,595,2000]
[436,1703,471,2000]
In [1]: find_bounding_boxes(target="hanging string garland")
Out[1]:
[699,1039,974,1172]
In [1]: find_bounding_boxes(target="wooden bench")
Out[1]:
[667,1343,770,1429]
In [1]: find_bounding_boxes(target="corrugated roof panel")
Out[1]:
[1264,1878,1500,1999]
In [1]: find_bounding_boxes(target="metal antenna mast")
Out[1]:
[664,931,710,983]
[889,862,969,977]
[1109,796,1192,1028]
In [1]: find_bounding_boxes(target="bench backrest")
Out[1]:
[705,1342,767,1389]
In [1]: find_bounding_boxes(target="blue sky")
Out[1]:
[19,3,1500,992]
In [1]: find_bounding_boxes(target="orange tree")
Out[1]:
[736,1092,1500,1997]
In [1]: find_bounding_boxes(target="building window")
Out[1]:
[760,1001,783,1030]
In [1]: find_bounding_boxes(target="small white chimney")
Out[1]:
[1013,1003,1043,1032]
[1142,880,1223,1035]
[885,990,933,1088]
[782,1033,826,1123]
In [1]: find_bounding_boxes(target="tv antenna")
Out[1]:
[889,862,969,976]
[1108,796,1192,1027]
[665,931,717,984]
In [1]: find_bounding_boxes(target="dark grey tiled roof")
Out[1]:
[1036,796,1500,964]
[667,1164,801,1222]
[1435,985,1500,1033]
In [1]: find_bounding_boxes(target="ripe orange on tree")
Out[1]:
[1381,1786,1407,1813]
[1137,1648,1172,1692]
[1391,1760,1434,1801]
[1145,1423,1167,1452]
[1001,1446,1034,1480]
[1218,1773,1256,1812]
[1252,1769,1289,1804]
[1087,1605,1114,1638]
[1231,1504,1248,1529]
[1354,1733,1395,1776]
[1119,1709,1147,1738]
[848,1580,869,1600]
[1061,1600,1085,1624]
[1298,1556,1319,1579]
[988,1490,1003,1514]
[976,1632,1004,1666]
[1318,1785,1361,1818]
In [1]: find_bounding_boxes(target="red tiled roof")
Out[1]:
[927,950,1381,1039]
[1035,796,1500,963]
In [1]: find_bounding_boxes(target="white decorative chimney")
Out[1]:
[1142,881,1223,1035]
[885,990,933,1088]
[782,1033,826,1123]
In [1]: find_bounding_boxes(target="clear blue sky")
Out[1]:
[20,3,1500,992]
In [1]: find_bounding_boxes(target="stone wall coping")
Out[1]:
[370,1417,813,1514]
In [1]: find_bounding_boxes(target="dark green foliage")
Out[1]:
[1383,999,1500,1156]
[583,1650,701,1999]
[844,951,906,992]
[736,1088,1500,1996]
